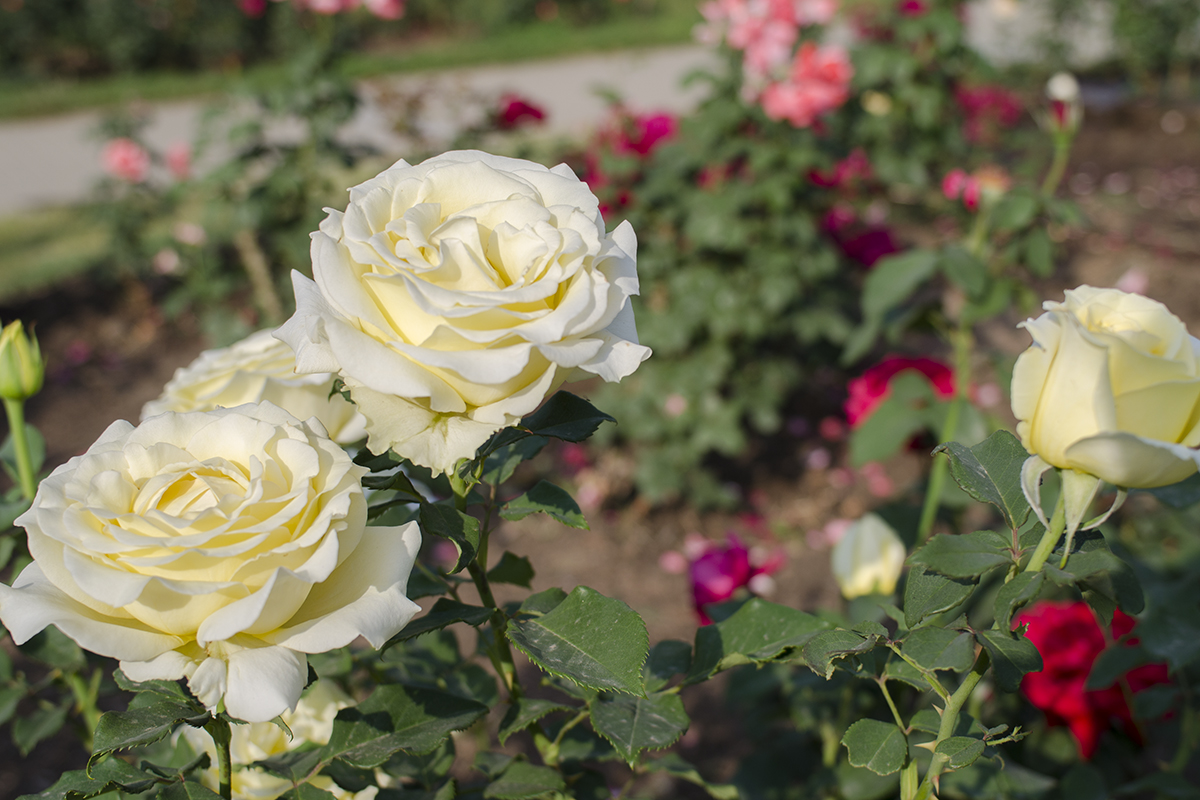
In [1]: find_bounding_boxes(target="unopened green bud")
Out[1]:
[0,320,44,401]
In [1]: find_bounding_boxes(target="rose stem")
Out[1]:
[3,398,37,501]
[449,472,524,702]
[1023,489,1066,573]
[204,716,234,800]
[916,325,973,544]
[913,649,991,800]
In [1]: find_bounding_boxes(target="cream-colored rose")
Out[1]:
[142,329,366,445]
[276,150,651,473]
[0,403,421,723]
[182,681,377,800]
[1012,285,1200,488]
[831,514,906,600]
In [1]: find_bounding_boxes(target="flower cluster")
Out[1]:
[1019,601,1169,758]
[239,0,405,18]
[696,0,852,127]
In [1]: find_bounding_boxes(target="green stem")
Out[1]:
[3,398,36,501]
[1024,491,1066,574]
[65,669,104,750]
[877,678,906,731]
[914,649,991,800]
[205,716,233,800]
[900,759,920,800]
[1040,136,1072,198]
[450,474,524,703]
[917,326,973,544]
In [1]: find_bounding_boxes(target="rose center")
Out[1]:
[152,467,249,519]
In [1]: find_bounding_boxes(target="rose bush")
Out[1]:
[142,328,367,445]
[0,403,421,723]
[277,150,650,473]
[1012,286,1200,488]
[183,680,378,800]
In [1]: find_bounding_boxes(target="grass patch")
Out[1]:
[0,6,700,120]
[0,207,108,304]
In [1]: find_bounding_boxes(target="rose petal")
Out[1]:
[1065,432,1200,488]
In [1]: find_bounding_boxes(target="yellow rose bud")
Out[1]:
[0,320,44,401]
[1012,285,1200,489]
[831,514,907,600]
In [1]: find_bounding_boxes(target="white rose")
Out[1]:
[182,681,378,800]
[142,329,367,445]
[276,150,651,473]
[0,403,421,723]
[1012,285,1200,488]
[830,514,906,599]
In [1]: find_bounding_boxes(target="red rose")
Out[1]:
[844,356,955,427]
[1018,601,1170,759]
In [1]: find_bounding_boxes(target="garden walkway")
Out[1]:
[0,0,1112,216]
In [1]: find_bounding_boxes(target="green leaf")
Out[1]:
[113,671,195,702]
[590,692,689,764]
[419,503,481,575]
[482,437,547,486]
[1117,773,1200,800]
[901,627,975,673]
[521,392,615,442]
[909,530,1013,579]
[91,701,210,761]
[1024,229,1054,278]
[1049,539,1144,615]
[484,761,566,799]
[17,757,160,800]
[685,598,830,683]
[645,753,739,800]
[939,244,988,298]
[802,629,885,680]
[518,587,568,615]
[861,250,938,320]
[500,481,588,530]
[278,785,339,800]
[507,585,648,696]
[324,685,489,767]
[384,599,492,650]
[0,684,24,726]
[497,698,571,745]
[976,630,1042,693]
[993,572,1045,632]
[487,551,535,589]
[1086,644,1150,691]
[904,565,976,626]
[935,736,986,770]
[932,431,1031,530]
[23,626,85,671]
[0,423,45,484]
[841,719,908,776]
[13,702,68,757]
[362,469,423,499]
[644,640,691,692]
[992,191,1039,232]
[161,782,225,800]
[848,374,937,466]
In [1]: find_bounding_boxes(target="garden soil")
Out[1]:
[4,100,1200,798]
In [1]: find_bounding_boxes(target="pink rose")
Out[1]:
[495,94,546,130]
[165,142,191,181]
[363,0,404,18]
[102,138,150,183]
